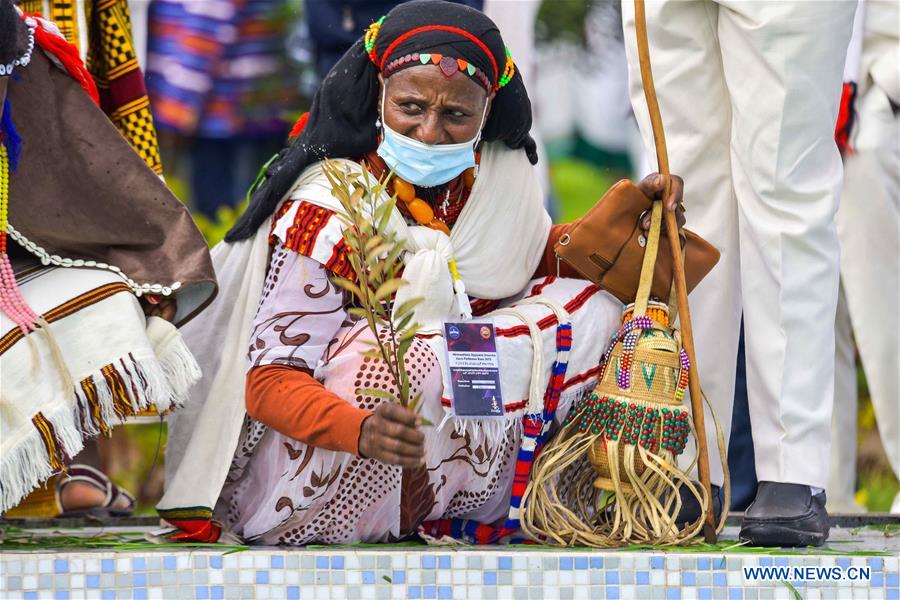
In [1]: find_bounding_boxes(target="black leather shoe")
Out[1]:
[673,482,723,527]
[740,482,829,547]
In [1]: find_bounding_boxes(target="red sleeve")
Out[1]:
[245,365,372,456]
[532,222,583,279]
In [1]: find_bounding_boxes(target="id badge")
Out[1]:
[443,322,504,418]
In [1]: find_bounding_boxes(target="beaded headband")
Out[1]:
[364,16,515,93]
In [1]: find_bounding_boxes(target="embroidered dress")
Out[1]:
[218,245,620,544]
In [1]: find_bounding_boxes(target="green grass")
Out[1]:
[550,158,620,224]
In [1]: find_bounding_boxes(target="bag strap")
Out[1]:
[632,0,671,317]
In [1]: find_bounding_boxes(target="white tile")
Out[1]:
[407,571,421,585]
[71,574,84,588]
[513,570,528,586]
[620,557,634,569]
[84,559,100,574]
[651,571,664,585]
[2,561,22,575]
[239,569,254,584]
[270,570,284,585]
[667,572,679,586]
[513,556,527,571]
[270,586,286,599]
[117,558,130,572]
[682,589,698,600]
[467,570,481,585]
[727,572,741,586]
[224,555,241,569]
[38,560,53,574]
[666,557,679,570]
[86,591,102,600]
[574,586,590,600]
[545,571,558,586]
[346,571,361,585]
[23,575,37,589]
[805,589,821,600]
[574,571,589,585]
[483,556,498,570]
[635,557,650,570]
[620,586,636,600]
[176,555,190,569]
[70,559,84,573]
[452,555,465,569]
[238,554,254,569]
[254,555,270,569]
[774,588,790,600]
[362,586,375,600]
[285,570,299,585]
[256,585,271,599]
[437,571,451,584]
[331,586,347,600]
[884,557,899,572]
[148,588,164,600]
[392,555,404,569]
[452,570,465,585]
[23,561,37,575]
[209,571,223,585]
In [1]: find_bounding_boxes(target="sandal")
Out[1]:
[56,464,136,519]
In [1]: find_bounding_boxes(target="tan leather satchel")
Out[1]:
[554,179,720,304]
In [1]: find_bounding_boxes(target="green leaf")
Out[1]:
[781,582,802,600]
[333,278,362,299]
[394,297,424,317]
[374,279,408,302]
[356,388,399,402]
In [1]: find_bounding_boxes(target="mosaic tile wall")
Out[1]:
[0,551,896,600]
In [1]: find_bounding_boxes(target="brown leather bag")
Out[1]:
[554,179,720,304]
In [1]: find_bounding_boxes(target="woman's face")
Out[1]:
[379,65,493,145]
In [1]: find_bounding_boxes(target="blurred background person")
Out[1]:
[828,0,899,515]
[146,0,301,219]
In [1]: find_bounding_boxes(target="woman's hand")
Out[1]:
[140,295,177,322]
[359,402,426,467]
[637,173,686,234]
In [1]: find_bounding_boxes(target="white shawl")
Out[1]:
[159,142,550,519]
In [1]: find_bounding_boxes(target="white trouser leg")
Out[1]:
[623,0,742,487]
[716,0,855,489]
[828,286,865,513]
[837,86,900,497]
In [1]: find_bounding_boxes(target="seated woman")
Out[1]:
[159,0,684,545]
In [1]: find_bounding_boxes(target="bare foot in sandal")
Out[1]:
[57,465,135,518]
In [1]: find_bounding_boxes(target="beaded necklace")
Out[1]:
[0,144,39,333]
[0,17,36,77]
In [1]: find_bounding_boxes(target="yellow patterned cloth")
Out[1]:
[20,0,163,174]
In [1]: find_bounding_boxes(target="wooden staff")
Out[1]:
[633,0,718,543]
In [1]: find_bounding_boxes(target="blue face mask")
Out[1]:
[376,84,488,188]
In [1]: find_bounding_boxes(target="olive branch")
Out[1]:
[321,160,428,421]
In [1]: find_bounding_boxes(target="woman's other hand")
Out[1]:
[359,402,426,467]
[141,295,177,322]
[638,173,686,234]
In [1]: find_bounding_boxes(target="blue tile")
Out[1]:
[872,574,884,588]
[55,592,69,600]
[102,559,115,573]
[210,556,222,569]
[316,556,329,569]
[393,570,406,584]
[887,573,900,587]
[438,587,452,600]
[134,574,147,587]
[575,557,588,570]
[560,557,573,570]
[483,572,497,585]
[164,556,177,570]
[886,590,899,600]
[286,588,301,600]
[636,572,649,585]
[682,572,696,586]
[271,556,284,569]
[715,558,726,570]
[438,556,451,569]
[423,556,436,569]
[607,588,620,599]
[651,557,665,570]
[132,557,146,571]
[606,572,619,585]
[499,557,512,570]
[87,575,100,588]
[102,592,115,600]
[728,588,742,600]
[134,590,147,600]
[54,560,68,574]
[256,571,269,585]
[759,558,772,567]
[774,558,789,567]
[408,587,421,600]
[713,573,727,587]
[699,590,712,600]
[697,558,710,570]
[590,557,603,569]
[332,556,345,569]
[362,571,375,584]
[212,587,225,600]
[24,594,37,600]
[666,589,680,600]
[196,587,210,600]
[869,558,883,571]
[424,586,437,600]
[837,558,851,569]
